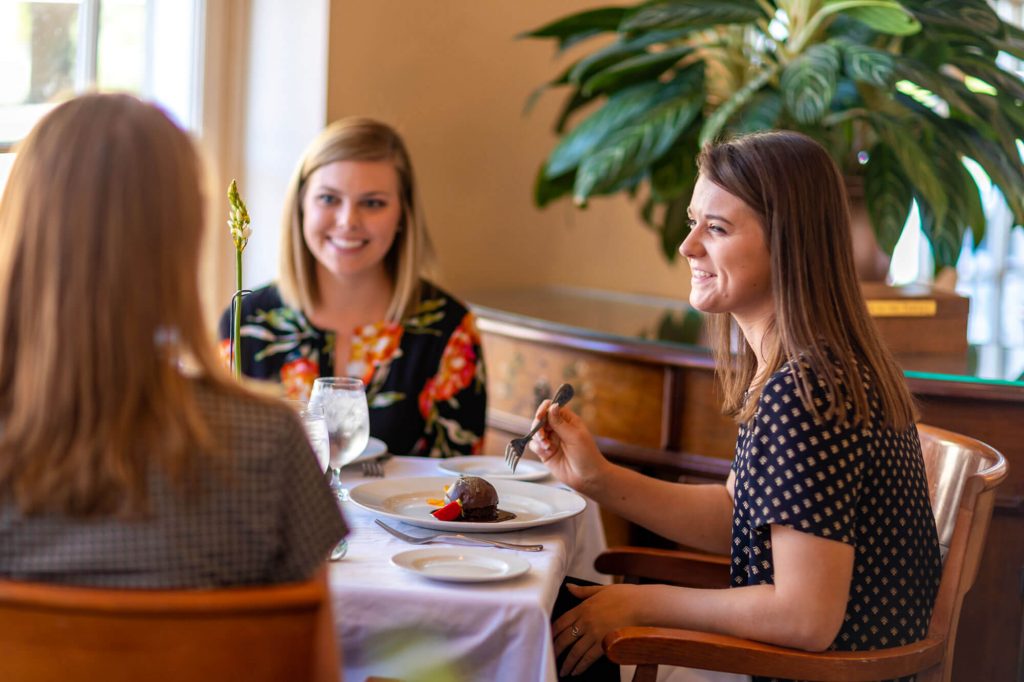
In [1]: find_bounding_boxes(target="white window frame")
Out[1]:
[0,0,204,153]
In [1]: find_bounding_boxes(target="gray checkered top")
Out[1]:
[0,380,347,588]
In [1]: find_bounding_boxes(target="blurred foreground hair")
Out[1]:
[0,93,246,517]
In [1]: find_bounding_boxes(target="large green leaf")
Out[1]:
[990,21,1024,62]
[732,90,784,134]
[547,68,702,177]
[823,0,920,36]
[534,165,576,208]
[781,43,841,125]
[574,93,703,203]
[892,59,986,120]
[914,199,961,270]
[903,0,1002,36]
[954,55,1024,102]
[620,0,764,33]
[873,116,949,229]
[930,139,986,248]
[522,7,629,51]
[661,194,692,260]
[568,29,689,87]
[650,131,700,201]
[944,121,1024,225]
[863,144,913,254]
[568,45,647,88]
[583,45,692,96]
[834,40,894,88]
[699,66,777,145]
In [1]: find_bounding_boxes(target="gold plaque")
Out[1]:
[865,299,938,317]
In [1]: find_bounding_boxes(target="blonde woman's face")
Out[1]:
[301,159,402,284]
[680,175,772,326]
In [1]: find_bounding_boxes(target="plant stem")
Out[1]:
[233,249,242,379]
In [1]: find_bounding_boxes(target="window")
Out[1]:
[0,0,203,185]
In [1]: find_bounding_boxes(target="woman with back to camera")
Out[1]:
[220,118,486,458]
[0,93,346,588]
[534,131,942,679]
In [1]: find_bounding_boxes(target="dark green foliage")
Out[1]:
[524,0,1024,267]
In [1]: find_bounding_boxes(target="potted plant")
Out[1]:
[525,0,1024,279]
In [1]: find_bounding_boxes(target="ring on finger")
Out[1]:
[571,624,583,639]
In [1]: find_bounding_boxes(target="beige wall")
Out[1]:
[326,0,690,302]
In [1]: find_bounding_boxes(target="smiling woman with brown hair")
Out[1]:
[534,131,941,680]
[0,93,345,588]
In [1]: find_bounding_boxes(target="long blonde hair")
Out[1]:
[278,117,434,321]
[699,131,917,429]
[0,93,242,517]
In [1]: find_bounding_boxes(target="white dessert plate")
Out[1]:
[341,437,388,467]
[390,547,530,583]
[349,476,586,533]
[437,455,550,481]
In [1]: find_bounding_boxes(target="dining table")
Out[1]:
[328,455,609,682]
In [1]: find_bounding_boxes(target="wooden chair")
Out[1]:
[594,423,1008,682]
[0,569,339,682]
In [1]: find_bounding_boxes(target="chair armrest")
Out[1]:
[603,627,944,682]
[594,546,731,588]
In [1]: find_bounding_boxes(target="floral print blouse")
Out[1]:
[218,281,486,457]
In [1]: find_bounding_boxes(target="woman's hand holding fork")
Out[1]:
[528,401,612,497]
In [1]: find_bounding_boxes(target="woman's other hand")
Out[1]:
[528,400,609,494]
[552,583,643,676]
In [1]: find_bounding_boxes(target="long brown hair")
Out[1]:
[0,93,244,517]
[278,117,434,321]
[699,131,917,429]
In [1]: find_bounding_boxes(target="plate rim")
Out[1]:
[341,436,388,467]
[436,455,551,481]
[389,547,530,583]
[349,476,586,533]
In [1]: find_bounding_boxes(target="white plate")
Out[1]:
[341,437,388,467]
[349,476,586,533]
[437,456,550,481]
[391,547,530,583]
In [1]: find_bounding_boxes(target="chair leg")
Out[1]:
[632,664,659,682]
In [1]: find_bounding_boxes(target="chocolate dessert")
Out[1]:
[445,476,499,520]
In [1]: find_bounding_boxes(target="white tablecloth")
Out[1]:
[329,456,608,682]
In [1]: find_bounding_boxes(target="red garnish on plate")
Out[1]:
[431,499,462,521]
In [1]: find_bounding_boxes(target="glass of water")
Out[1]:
[298,405,330,472]
[308,377,370,501]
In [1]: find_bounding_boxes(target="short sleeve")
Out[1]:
[271,414,347,581]
[737,370,866,545]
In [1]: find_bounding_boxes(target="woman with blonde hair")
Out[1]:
[535,131,941,679]
[219,118,486,458]
[0,93,345,587]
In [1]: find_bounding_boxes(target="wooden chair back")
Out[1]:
[0,570,339,682]
[916,424,1006,681]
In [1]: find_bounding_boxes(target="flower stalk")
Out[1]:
[227,179,251,379]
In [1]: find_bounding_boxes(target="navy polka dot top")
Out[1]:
[731,359,942,679]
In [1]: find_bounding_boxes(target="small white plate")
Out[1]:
[437,455,550,481]
[348,476,587,533]
[341,437,388,467]
[390,547,530,583]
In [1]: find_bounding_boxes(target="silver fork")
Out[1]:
[504,383,574,473]
[375,519,543,551]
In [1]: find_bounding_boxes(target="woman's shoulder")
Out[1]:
[416,280,470,314]
[190,378,300,444]
[242,283,288,312]
[218,283,291,333]
[405,279,474,331]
